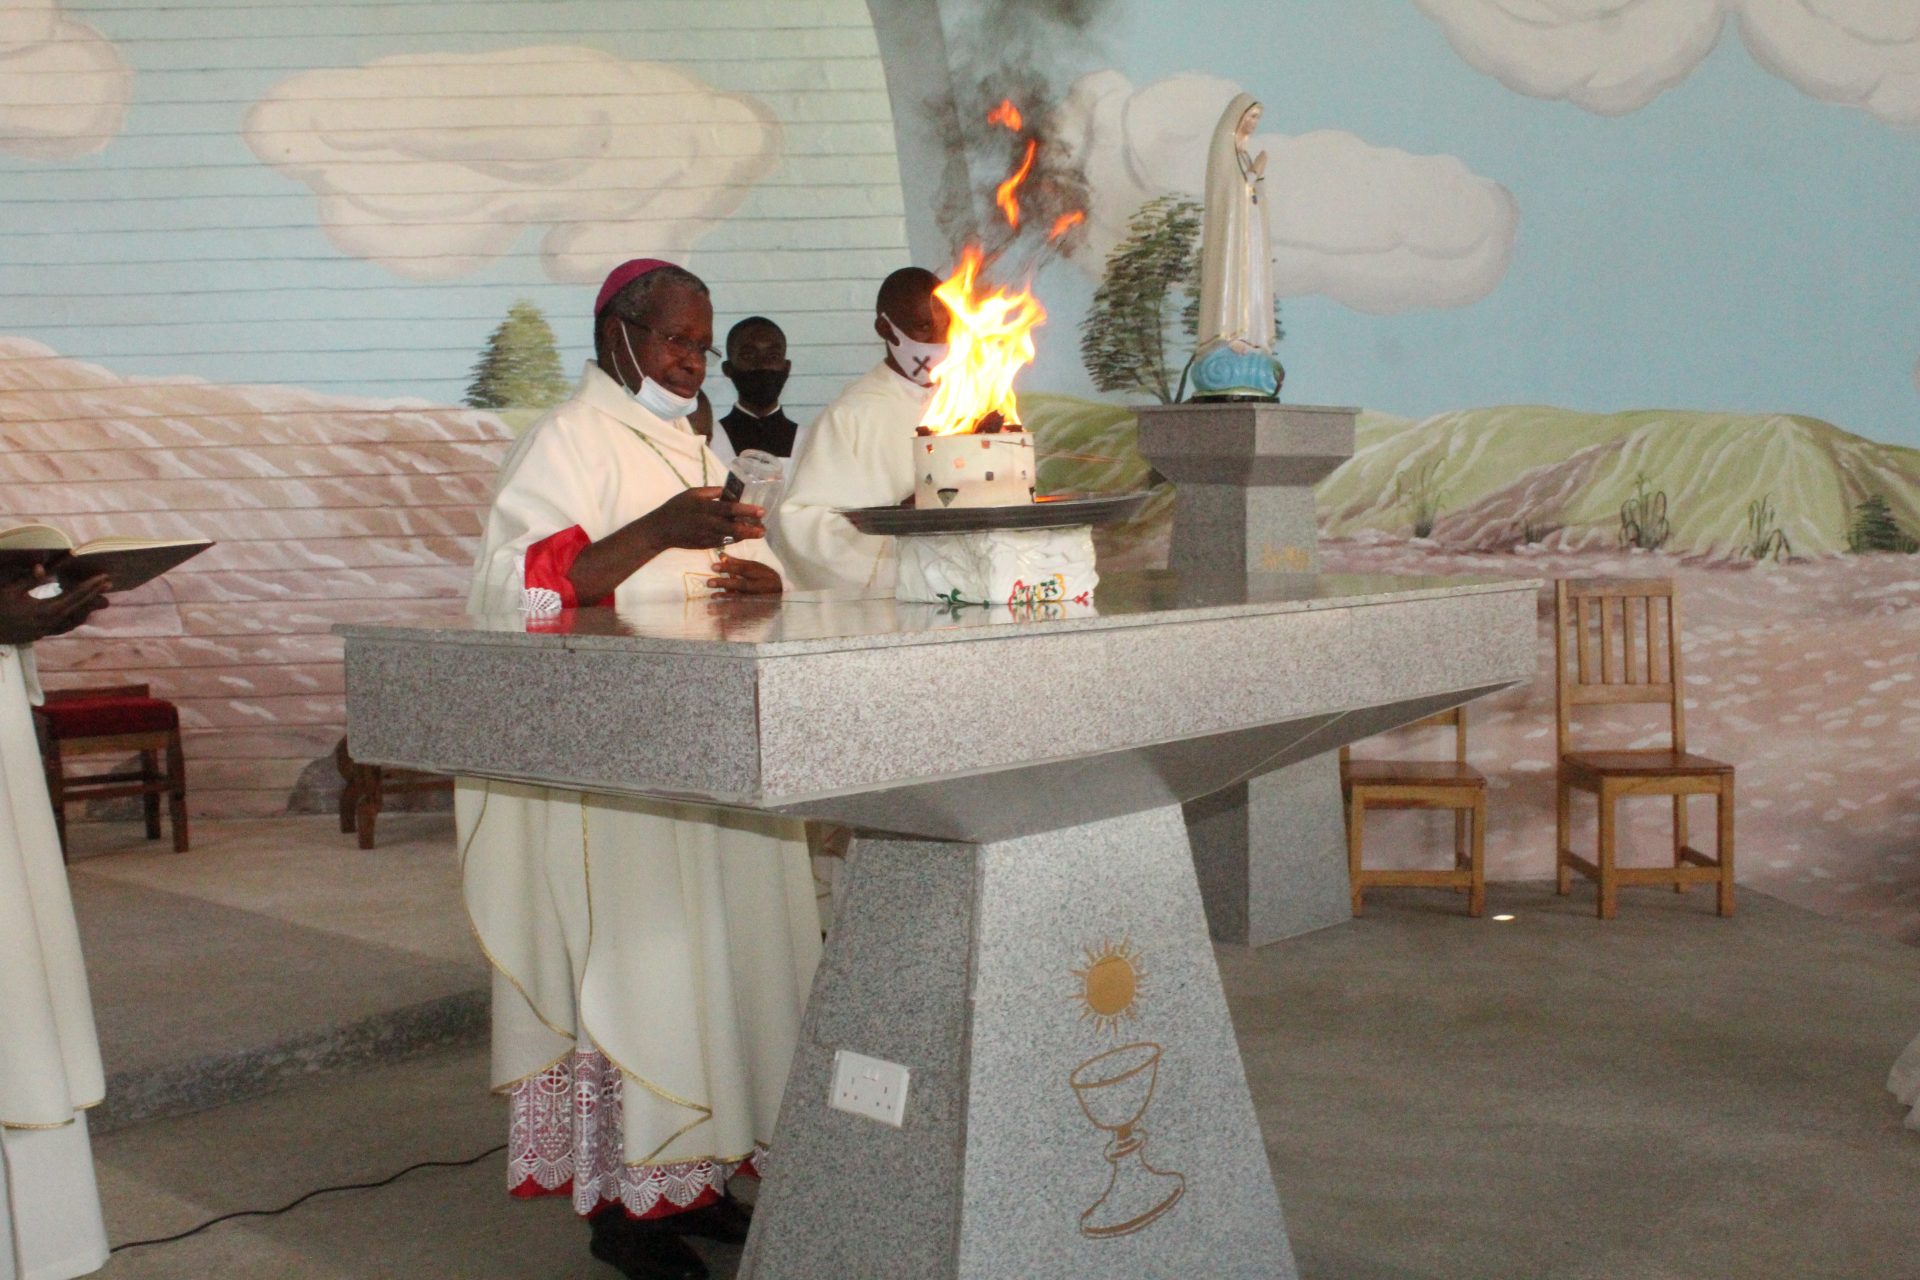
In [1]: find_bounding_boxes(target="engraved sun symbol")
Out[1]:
[1072,937,1146,1036]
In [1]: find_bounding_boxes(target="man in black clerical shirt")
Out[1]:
[717,316,798,457]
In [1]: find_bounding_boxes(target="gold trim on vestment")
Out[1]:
[464,913,575,1045]
[589,1033,714,1118]
[458,778,576,1044]
[627,1109,716,1166]
[455,778,493,871]
[3,1096,102,1130]
[487,1047,575,1095]
[466,785,746,1165]
[626,1142,769,1171]
[576,798,721,1163]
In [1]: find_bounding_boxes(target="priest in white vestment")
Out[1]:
[1,570,112,1280]
[461,260,820,1280]
[773,267,951,592]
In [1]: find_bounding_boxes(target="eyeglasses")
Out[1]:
[632,323,721,363]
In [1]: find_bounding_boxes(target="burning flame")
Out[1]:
[920,245,1045,436]
[915,100,1084,437]
[994,138,1037,229]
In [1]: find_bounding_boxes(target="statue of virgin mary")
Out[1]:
[1188,94,1283,401]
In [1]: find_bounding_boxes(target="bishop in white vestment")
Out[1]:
[460,261,819,1280]
[1,572,111,1280]
[773,267,949,593]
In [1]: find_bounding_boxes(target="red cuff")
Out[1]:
[524,526,610,608]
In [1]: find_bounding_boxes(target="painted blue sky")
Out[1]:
[1024,1,1920,446]
[0,0,907,419]
[2,0,1916,447]
[2,1,605,394]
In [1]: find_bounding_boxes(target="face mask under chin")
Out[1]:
[619,324,700,421]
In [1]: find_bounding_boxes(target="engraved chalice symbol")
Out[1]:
[1069,1042,1186,1238]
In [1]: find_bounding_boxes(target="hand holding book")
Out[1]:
[0,524,213,595]
[0,566,109,645]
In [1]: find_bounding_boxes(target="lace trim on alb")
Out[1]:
[507,1050,765,1219]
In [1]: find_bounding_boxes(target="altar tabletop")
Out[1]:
[339,571,1540,843]
[339,570,1530,655]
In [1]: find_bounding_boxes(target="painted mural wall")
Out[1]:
[873,0,1920,939]
[3,0,1916,941]
[0,0,911,816]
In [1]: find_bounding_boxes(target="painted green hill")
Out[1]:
[1319,406,1920,558]
[1027,393,1920,562]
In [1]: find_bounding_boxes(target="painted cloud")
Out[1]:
[1740,1,1920,129]
[1417,0,1920,128]
[1411,0,1724,116]
[1052,71,1518,314]
[0,0,133,158]
[245,47,782,282]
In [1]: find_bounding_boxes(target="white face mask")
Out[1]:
[619,323,700,422]
[881,314,949,388]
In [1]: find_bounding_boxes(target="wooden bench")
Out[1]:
[334,737,453,849]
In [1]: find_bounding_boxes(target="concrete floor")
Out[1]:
[66,815,486,1131]
[61,820,1920,1279]
[1226,886,1920,1280]
[65,813,474,967]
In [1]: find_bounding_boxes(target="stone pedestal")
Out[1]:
[1137,402,1359,947]
[741,807,1294,1279]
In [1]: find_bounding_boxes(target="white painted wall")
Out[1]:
[0,0,914,816]
[1,0,912,423]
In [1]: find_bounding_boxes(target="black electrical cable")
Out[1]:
[108,1143,507,1254]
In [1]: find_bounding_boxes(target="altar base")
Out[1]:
[740,805,1294,1280]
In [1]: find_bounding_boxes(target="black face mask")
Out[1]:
[728,367,788,410]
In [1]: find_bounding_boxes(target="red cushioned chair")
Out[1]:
[33,682,188,860]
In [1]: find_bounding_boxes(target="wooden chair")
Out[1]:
[335,737,452,849]
[1554,579,1733,920]
[1340,707,1487,917]
[33,682,188,860]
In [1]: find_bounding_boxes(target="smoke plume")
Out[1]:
[925,0,1111,266]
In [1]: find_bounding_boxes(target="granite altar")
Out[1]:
[340,571,1537,1278]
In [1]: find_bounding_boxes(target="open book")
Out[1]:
[0,524,213,594]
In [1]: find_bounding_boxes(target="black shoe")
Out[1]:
[589,1213,709,1280]
[671,1194,753,1246]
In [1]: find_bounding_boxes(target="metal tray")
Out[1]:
[838,492,1150,537]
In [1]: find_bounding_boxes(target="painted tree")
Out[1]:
[1080,195,1283,404]
[1846,493,1919,553]
[465,300,570,411]
[1079,196,1202,404]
